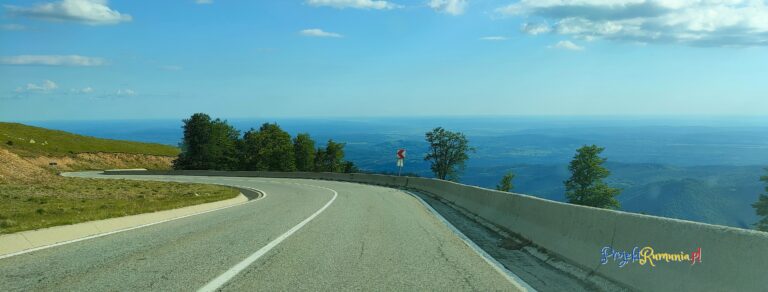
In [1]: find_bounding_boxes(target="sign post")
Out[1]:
[396,149,406,176]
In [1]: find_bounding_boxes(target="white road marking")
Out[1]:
[197,183,339,292]
[403,190,537,292]
[0,183,267,261]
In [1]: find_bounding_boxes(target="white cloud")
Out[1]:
[307,0,400,10]
[5,0,132,25]
[521,22,551,35]
[116,89,136,96]
[72,87,93,94]
[16,80,58,93]
[428,0,467,16]
[497,0,768,47]
[0,55,106,66]
[0,24,26,31]
[480,36,508,41]
[550,40,584,51]
[300,28,343,38]
[196,0,213,4]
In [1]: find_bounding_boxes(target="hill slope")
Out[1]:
[0,123,237,234]
[0,122,179,157]
[0,122,178,173]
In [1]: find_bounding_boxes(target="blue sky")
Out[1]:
[1,0,767,121]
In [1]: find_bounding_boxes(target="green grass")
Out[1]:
[0,122,180,157]
[0,177,239,234]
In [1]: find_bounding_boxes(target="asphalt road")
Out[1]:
[0,173,523,291]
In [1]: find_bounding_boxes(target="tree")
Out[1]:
[343,161,359,173]
[241,123,296,171]
[174,113,212,170]
[314,147,326,172]
[293,133,316,172]
[496,172,515,192]
[207,119,240,170]
[753,169,768,232]
[174,113,240,170]
[314,139,346,172]
[424,127,473,181]
[564,145,621,209]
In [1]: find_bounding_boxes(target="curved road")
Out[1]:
[0,173,524,291]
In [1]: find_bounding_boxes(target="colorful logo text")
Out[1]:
[600,246,702,268]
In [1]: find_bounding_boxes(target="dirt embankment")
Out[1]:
[25,152,174,172]
[0,148,52,183]
[0,148,174,184]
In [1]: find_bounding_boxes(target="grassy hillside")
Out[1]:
[0,122,179,157]
[0,123,240,234]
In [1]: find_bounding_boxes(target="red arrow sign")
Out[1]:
[397,149,406,159]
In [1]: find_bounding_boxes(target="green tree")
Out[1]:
[207,119,240,170]
[174,113,239,170]
[496,172,515,192]
[564,145,621,209]
[174,113,212,170]
[753,169,768,232]
[314,147,326,172]
[424,127,473,181]
[314,139,346,172]
[293,133,316,172]
[241,123,296,171]
[343,161,359,173]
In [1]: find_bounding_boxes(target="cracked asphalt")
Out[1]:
[0,174,521,291]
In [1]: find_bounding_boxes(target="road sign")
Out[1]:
[396,149,406,176]
[397,149,406,159]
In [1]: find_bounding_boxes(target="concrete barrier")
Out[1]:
[103,170,768,291]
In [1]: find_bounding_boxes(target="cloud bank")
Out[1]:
[16,80,58,93]
[429,0,467,15]
[550,40,584,50]
[6,0,131,25]
[307,0,400,10]
[499,0,768,47]
[73,87,94,94]
[0,55,106,66]
[301,28,343,38]
[116,89,136,96]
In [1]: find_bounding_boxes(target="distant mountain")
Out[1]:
[459,162,763,229]
[622,178,759,229]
